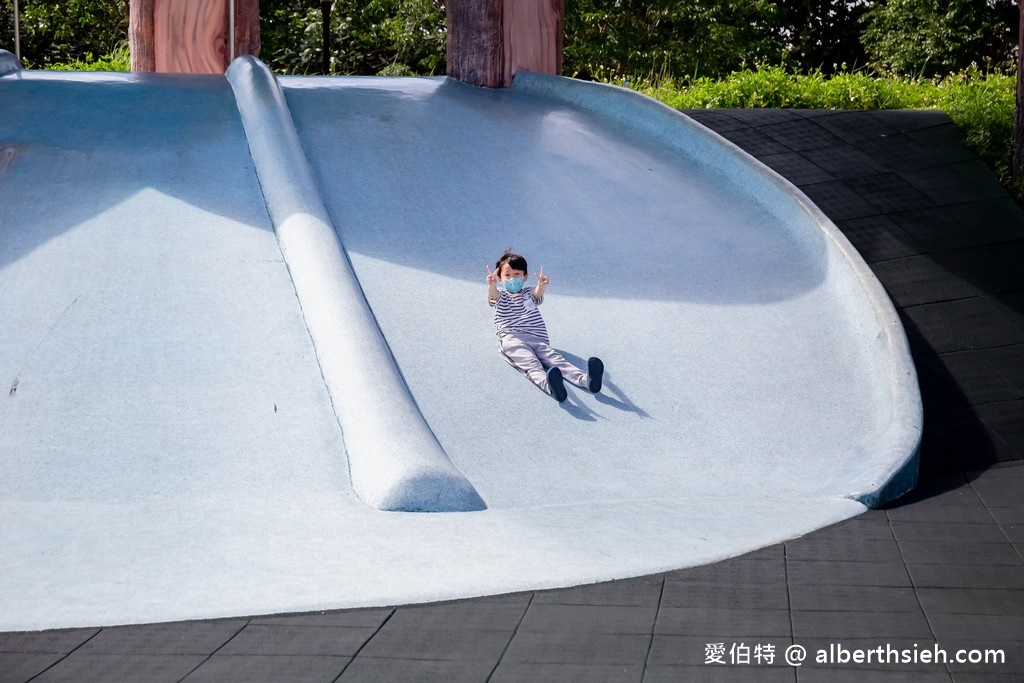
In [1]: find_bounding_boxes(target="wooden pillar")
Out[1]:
[447,0,563,88]
[130,0,260,73]
[503,0,563,87]
[130,0,156,72]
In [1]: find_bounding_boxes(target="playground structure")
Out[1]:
[0,1,922,630]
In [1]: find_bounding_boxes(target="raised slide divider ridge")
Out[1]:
[0,49,23,76]
[226,55,485,512]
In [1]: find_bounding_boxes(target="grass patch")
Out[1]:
[634,65,1016,198]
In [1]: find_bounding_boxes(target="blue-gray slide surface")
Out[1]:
[0,54,921,629]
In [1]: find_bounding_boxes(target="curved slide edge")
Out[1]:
[226,56,485,512]
[0,49,23,76]
[512,72,922,507]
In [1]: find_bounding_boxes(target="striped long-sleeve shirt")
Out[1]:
[491,286,549,343]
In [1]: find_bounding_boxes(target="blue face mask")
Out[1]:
[503,277,525,294]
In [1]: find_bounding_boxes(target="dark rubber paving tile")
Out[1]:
[720,108,801,125]
[812,110,899,142]
[0,652,65,683]
[871,256,996,308]
[845,173,936,214]
[857,135,946,173]
[759,119,846,151]
[758,152,835,185]
[901,298,1024,354]
[659,581,789,610]
[976,401,1024,457]
[338,658,496,683]
[357,626,511,662]
[946,198,1024,243]
[718,127,791,156]
[834,215,920,262]
[906,124,978,164]
[987,509,1024,541]
[489,662,642,683]
[868,109,952,133]
[0,629,99,654]
[981,344,1024,394]
[908,563,1024,590]
[783,537,903,564]
[664,557,787,585]
[501,631,650,666]
[30,653,206,683]
[77,620,246,655]
[890,520,1007,543]
[804,517,896,541]
[182,655,349,683]
[917,587,1024,616]
[531,578,663,607]
[383,601,526,632]
[517,604,656,635]
[682,109,748,133]
[216,624,377,657]
[901,162,1008,206]
[788,585,921,613]
[802,145,890,179]
[785,560,911,587]
[799,181,881,220]
[927,612,1024,641]
[890,206,997,253]
[969,473,1024,508]
[654,606,791,638]
[790,610,933,639]
[896,541,1021,566]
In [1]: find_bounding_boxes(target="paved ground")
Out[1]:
[1,108,1021,682]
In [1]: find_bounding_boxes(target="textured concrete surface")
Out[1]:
[2,58,918,630]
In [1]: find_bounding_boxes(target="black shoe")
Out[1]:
[547,367,567,402]
[587,357,604,393]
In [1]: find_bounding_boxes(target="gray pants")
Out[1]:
[498,333,588,396]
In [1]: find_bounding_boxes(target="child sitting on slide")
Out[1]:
[486,249,603,403]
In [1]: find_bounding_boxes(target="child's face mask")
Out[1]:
[503,277,525,293]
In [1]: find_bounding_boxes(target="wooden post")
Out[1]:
[503,0,563,87]
[234,0,260,64]
[447,0,563,88]
[130,0,156,72]
[130,0,259,73]
[446,0,505,87]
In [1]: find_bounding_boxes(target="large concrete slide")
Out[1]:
[0,52,921,629]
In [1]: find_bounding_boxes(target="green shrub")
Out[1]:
[376,63,416,77]
[46,42,130,72]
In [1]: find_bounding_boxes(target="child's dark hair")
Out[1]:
[495,248,528,276]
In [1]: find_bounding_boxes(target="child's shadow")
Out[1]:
[558,351,651,420]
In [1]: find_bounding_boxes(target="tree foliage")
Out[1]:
[3,0,1019,80]
[564,0,783,81]
[5,0,129,68]
[861,0,1016,77]
[773,0,870,72]
[260,0,446,75]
